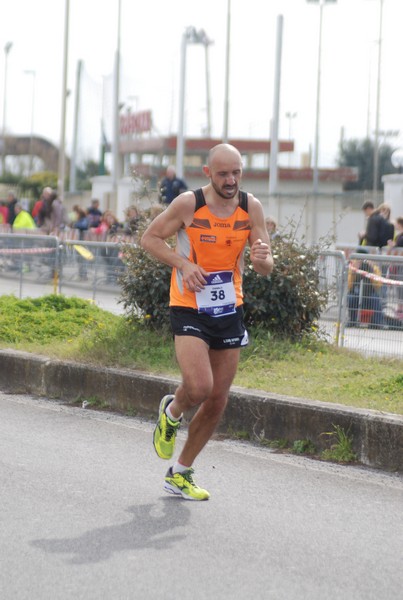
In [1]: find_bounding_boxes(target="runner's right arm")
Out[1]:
[141,193,208,291]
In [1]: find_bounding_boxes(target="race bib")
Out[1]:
[196,271,236,317]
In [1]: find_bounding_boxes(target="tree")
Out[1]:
[19,171,58,199]
[75,160,109,191]
[337,137,397,191]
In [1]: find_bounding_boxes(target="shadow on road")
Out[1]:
[31,497,191,564]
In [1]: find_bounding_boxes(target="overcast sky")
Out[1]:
[1,0,402,169]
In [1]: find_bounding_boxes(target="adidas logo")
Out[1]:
[210,274,223,284]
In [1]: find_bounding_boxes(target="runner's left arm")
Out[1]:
[247,195,274,277]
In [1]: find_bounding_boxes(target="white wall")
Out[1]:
[382,174,403,220]
[90,174,373,247]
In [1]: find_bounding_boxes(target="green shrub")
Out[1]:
[119,242,172,330]
[243,236,327,338]
[18,171,58,201]
[119,222,327,338]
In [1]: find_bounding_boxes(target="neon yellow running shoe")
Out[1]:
[153,395,181,460]
[164,467,210,501]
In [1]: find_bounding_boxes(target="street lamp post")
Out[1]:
[372,0,384,196]
[2,41,13,176]
[176,27,213,178]
[24,69,36,175]
[307,0,337,194]
[112,0,122,195]
[223,0,231,142]
[58,0,69,201]
[285,111,297,166]
[269,14,284,196]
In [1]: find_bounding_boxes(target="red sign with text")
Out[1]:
[120,110,152,135]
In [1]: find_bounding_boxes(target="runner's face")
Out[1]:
[209,159,242,200]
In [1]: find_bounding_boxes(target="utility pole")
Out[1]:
[176,27,213,178]
[24,70,36,175]
[58,0,69,201]
[373,0,384,196]
[69,60,82,193]
[112,0,122,196]
[1,41,13,175]
[269,15,284,196]
[223,0,231,142]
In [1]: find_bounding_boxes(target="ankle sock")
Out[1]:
[172,462,190,474]
[166,403,182,423]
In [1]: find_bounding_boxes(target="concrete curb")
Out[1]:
[0,349,401,473]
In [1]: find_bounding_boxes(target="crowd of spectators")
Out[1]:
[0,188,142,242]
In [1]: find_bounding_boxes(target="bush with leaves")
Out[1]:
[18,171,58,201]
[119,241,172,329]
[242,235,327,338]
[119,219,327,338]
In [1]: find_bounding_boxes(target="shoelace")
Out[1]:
[165,420,179,441]
[181,468,195,484]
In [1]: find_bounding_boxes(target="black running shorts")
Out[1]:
[169,306,249,349]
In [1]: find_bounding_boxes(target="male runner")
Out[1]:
[141,143,273,500]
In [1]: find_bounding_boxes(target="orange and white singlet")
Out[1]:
[170,188,251,317]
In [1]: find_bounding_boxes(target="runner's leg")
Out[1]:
[168,335,214,420]
[177,345,241,467]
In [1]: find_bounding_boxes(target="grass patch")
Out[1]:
[0,294,402,416]
[320,425,357,463]
[237,333,403,415]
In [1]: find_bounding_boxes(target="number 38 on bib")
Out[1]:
[196,271,236,317]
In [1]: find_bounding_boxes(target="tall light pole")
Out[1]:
[285,111,297,166]
[69,60,82,193]
[176,27,213,178]
[223,0,231,142]
[2,41,13,176]
[307,0,337,194]
[372,0,384,196]
[269,14,284,196]
[24,69,36,175]
[112,0,122,195]
[58,0,69,201]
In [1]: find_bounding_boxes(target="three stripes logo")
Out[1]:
[210,274,223,285]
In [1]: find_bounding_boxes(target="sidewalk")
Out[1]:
[0,348,401,473]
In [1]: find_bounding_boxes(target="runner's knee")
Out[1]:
[184,380,213,407]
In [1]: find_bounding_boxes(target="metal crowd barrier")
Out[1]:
[0,233,130,312]
[59,239,126,301]
[315,250,346,345]
[339,252,403,358]
[0,233,402,358]
[0,233,60,298]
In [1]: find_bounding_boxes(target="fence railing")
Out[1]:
[316,250,403,358]
[0,233,402,358]
[0,233,132,313]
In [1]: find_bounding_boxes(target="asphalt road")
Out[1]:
[1,392,402,600]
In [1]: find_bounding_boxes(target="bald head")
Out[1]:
[203,144,243,200]
[207,143,242,168]
[166,165,176,179]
